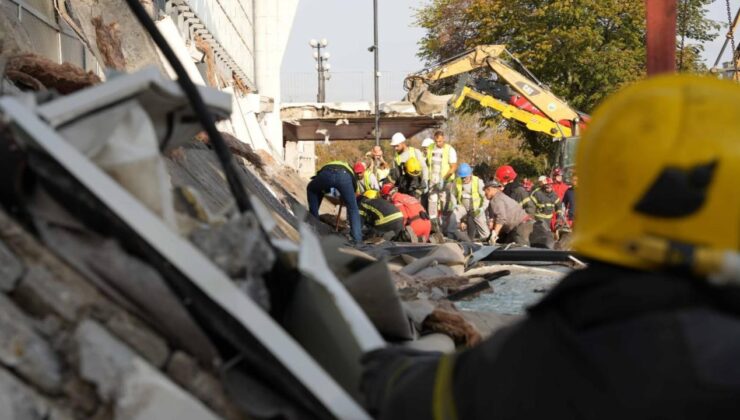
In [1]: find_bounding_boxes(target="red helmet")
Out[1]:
[552,167,563,177]
[495,165,517,183]
[380,182,395,197]
[353,162,366,174]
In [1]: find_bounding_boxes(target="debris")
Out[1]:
[75,320,221,419]
[0,241,23,291]
[0,293,62,394]
[422,307,482,347]
[91,17,127,70]
[5,53,101,94]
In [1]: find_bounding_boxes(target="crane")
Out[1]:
[404,45,589,139]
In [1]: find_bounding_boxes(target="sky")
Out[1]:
[281,0,738,103]
[281,0,427,103]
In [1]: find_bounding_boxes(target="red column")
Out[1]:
[646,0,677,75]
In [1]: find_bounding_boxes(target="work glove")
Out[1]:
[361,347,442,416]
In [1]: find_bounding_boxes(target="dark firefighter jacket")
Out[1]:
[524,187,563,221]
[503,180,534,216]
[361,262,740,420]
[358,197,403,229]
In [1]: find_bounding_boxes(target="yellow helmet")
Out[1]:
[405,157,422,176]
[363,190,379,199]
[572,75,740,278]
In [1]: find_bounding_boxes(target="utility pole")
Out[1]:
[310,38,330,102]
[371,0,380,145]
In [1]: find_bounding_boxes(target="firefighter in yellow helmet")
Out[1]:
[395,156,426,199]
[361,75,740,419]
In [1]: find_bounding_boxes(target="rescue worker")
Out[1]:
[551,167,569,200]
[522,177,533,192]
[361,75,740,420]
[389,132,428,188]
[426,130,458,233]
[495,165,534,215]
[447,163,489,241]
[523,176,565,249]
[357,190,404,241]
[306,160,362,243]
[366,145,390,183]
[395,157,425,199]
[483,180,531,246]
[353,161,378,195]
[381,183,432,242]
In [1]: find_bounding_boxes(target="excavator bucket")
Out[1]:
[404,77,452,116]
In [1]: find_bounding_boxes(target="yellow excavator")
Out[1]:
[404,45,589,139]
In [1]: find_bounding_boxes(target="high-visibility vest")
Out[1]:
[319,161,358,193]
[427,144,454,181]
[363,171,375,191]
[456,176,482,210]
[394,147,418,167]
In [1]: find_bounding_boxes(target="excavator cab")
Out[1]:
[556,136,579,181]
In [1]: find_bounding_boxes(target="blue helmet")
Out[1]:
[457,163,472,178]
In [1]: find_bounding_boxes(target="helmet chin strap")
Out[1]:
[626,236,740,286]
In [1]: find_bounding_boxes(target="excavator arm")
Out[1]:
[405,45,585,138]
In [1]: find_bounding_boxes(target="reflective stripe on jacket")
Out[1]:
[525,188,562,220]
[359,199,404,226]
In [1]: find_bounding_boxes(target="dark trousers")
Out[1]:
[502,220,533,246]
[530,219,554,249]
[369,218,405,241]
[307,168,362,243]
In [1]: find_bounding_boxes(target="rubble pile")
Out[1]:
[0,209,244,420]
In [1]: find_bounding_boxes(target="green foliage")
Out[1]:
[677,0,721,72]
[414,0,719,164]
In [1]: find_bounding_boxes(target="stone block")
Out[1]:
[105,312,169,368]
[75,320,220,420]
[0,367,50,420]
[0,240,24,292]
[166,351,247,420]
[0,294,62,393]
[14,265,98,323]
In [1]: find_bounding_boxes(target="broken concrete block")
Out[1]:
[0,240,24,292]
[0,366,50,420]
[190,212,275,279]
[0,294,62,394]
[105,312,169,369]
[190,212,274,309]
[14,264,98,323]
[115,358,221,420]
[75,320,220,419]
[166,351,247,420]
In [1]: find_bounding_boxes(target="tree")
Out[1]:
[415,0,719,165]
[677,0,721,72]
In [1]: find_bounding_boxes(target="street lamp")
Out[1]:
[310,38,330,102]
[369,0,380,146]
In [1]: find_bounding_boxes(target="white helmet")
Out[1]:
[421,137,434,148]
[390,132,406,146]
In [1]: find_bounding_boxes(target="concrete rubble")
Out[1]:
[0,8,582,420]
